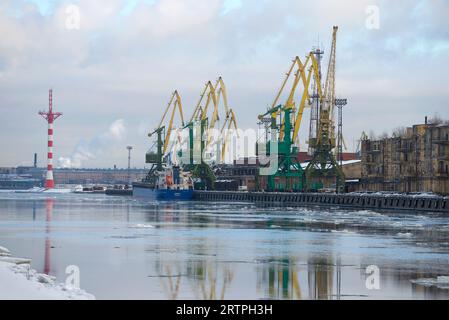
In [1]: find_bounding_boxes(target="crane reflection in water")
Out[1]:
[147,202,234,300]
[256,255,342,300]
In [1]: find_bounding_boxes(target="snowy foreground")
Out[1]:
[0,246,94,300]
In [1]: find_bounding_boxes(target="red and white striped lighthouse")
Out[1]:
[39,89,62,189]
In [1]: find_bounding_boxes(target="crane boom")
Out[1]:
[220,108,238,163]
[150,90,185,155]
[190,81,217,123]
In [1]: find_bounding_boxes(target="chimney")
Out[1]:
[34,153,37,168]
[425,116,428,125]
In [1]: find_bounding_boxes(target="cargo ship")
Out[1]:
[132,165,193,201]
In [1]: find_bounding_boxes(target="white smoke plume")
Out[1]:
[58,119,126,168]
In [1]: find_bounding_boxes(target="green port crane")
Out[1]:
[257,104,305,191]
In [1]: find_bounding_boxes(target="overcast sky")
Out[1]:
[0,0,448,168]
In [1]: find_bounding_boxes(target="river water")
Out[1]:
[0,192,449,300]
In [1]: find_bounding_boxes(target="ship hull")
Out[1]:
[132,182,193,201]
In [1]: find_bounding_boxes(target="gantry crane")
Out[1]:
[146,90,184,174]
[305,26,346,192]
[256,53,321,192]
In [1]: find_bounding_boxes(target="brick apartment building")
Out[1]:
[361,120,449,195]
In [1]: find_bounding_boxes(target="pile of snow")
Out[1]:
[0,246,11,256]
[0,246,94,300]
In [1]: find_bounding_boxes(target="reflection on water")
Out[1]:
[257,257,302,299]
[44,198,53,275]
[0,193,449,299]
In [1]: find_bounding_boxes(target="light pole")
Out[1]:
[335,98,347,166]
[127,146,133,186]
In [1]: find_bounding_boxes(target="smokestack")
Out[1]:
[34,153,37,168]
[425,116,428,125]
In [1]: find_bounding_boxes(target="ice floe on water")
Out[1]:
[411,276,449,289]
[396,232,413,237]
[0,245,95,300]
[330,229,356,234]
[128,223,155,229]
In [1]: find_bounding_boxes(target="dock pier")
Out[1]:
[194,191,449,213]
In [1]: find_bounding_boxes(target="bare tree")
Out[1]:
[392,126,406,138]
[379,131,389,139]
[428,114,443,125]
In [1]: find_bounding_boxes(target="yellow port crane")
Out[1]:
[183,80,221,190]
[214,77,239,163]
[187,77,238,164]
[219,108,238,163]
[147,90,184,170]
[189,81,218,125]
[269,55,322,146]
[305,26,345,192]
[212,77,230,132]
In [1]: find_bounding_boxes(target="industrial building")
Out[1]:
[361,118,449,195]
[0,166,148,187]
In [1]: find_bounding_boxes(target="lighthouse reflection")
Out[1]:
[44,198,53,275]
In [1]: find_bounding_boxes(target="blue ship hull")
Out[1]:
[132,182,193,201]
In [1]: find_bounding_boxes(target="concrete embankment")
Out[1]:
[194,191,449,213]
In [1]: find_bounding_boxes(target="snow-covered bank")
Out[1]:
[0,246,94,300]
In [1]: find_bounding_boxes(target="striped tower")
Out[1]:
[39,89,62,189]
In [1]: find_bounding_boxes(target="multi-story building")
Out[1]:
[361,120,449,195]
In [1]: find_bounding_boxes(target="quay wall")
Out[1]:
[193,191,449,213]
